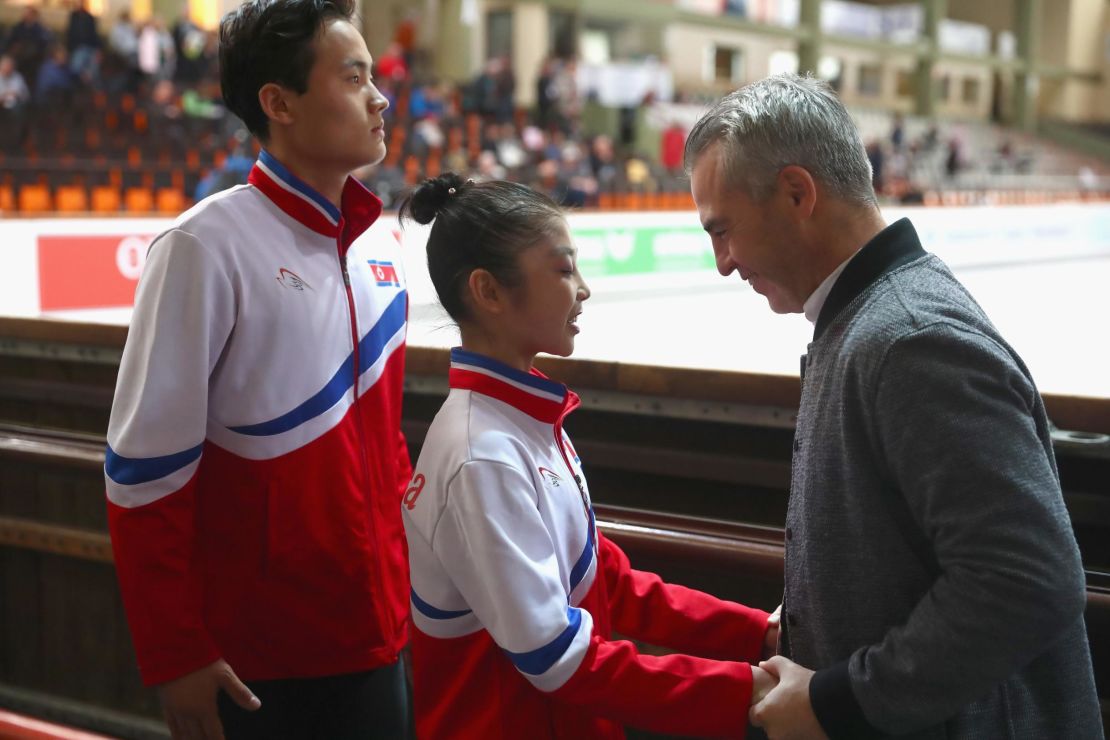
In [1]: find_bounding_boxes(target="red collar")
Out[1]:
[448,348,579,425]
[248,149,382,251]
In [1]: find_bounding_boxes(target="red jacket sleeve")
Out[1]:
[547,535,771,737]
[600,533,771,663]
[552,632,754,738]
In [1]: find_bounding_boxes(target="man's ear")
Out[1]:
[258,82,295,128]
[777,165,817,219]
[466,269,507,315]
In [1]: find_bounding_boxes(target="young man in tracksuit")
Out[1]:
[104,1,412,737]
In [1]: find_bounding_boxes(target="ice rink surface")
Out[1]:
[409,204,1110,399]
[34,203,1110,400]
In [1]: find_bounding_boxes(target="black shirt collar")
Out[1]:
[813,218,926,341]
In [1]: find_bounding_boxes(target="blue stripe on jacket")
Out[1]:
[503,607,583,676]
[105,443,204,485]
[230,290,406,437]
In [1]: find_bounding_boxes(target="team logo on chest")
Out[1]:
[538,467,563,487]
[367,259,401,287]
[276,268,312,291]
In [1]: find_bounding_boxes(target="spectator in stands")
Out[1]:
[889,111,904,151]
[471,148,506,181]
[375,41,407,82]
[3,6,51,91]
[104,0,413,738]
[34,45,76,105]
[65,0,101,85]
[410,80,451,124]
[549,57,581,135]
[920,122,938,151]
[493,122,527,172]
[191,138,252,201]
[589,133,619,190]
[180,80,225,120]
[137,17,175,85]
[470,55,514,124]
[556,140,596,207]
[107,10,139,92]
[397,172,778,739]
[686,72,1102,739]
[171,12,207,86]
[660,120,686,175]
[392,9,418,68]
[535,56,557,130]
[945,134,962,178]
[0,52,29,107]
[0,53,29,147]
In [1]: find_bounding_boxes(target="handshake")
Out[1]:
[749,606,828,739]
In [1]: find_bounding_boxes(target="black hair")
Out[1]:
[399,173,566,324]
[218,0,355,141]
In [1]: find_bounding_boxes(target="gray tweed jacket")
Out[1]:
[782,218,1103,739]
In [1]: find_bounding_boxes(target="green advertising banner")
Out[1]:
[571,225,715,277]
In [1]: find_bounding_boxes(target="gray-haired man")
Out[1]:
[686,73,1102,739]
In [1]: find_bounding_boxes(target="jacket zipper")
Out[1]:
[339,235,396,647]
[554,399,595,554]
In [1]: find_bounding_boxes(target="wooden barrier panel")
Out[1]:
[1,317,1110,735]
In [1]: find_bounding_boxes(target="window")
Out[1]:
[962,77,980,104]
[769,50,799,77]
[486,10,512,60]
[818,56,843,92]
[549,10,577,58]
[896,68,915,98]
[581,29,610,65]
[858,63,882,96]
[938,75,951,101]
[712,45,743,83]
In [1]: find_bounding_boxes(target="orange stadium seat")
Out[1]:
[55,185,89,213]
[404,155,421,184]
[17,184,53,213]
[155,188,186,214]
[0,184,14,212]
[90,186,121,213]
[123,187,154,213]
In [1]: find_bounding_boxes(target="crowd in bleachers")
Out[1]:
[0,2,239,213]
[1,3,1107,215]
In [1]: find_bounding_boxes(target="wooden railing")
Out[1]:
[2,316,1110,736]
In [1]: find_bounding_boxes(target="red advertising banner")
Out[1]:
[38,234,153,311]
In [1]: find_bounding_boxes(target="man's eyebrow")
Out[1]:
[551,245,576,257]
[343,59,370,73]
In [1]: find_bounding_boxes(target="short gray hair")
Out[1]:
[684,73,875,205]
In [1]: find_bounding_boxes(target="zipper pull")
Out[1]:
[342,266,351,287]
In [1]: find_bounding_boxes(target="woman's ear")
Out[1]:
[466,269,507,316]
[258,82,295,128]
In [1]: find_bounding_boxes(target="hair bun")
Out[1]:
[405,173,469,225]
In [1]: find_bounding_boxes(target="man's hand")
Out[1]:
[749,656,827,740]
[763,604,782,660]
[158,659,260,740]
[751,664,778,705]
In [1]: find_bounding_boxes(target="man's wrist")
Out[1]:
[809,660,882,739]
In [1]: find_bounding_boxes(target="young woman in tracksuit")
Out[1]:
[399,173,777,739]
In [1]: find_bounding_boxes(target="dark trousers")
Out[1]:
[217,660,411,740]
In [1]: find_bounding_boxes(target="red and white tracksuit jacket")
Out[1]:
[402,348,770,739]
[105,150,411,686]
